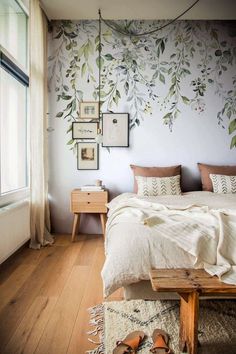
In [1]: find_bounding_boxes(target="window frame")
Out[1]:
[0,0,29,208]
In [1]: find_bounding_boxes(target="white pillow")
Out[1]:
[210,174,236,194]
[135,175,181,196]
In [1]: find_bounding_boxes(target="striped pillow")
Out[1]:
[135,175,181,196]
[210,174,236,194]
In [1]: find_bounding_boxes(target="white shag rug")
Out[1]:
[87,299,236,354]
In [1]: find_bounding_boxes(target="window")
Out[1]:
[0,0,29,206]
[0,0,28,69]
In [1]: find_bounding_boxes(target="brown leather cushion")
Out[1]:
[198,163,236,191]
[130,164,181,193]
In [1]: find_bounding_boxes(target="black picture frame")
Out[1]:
[102,113,129,147]
[72,121,98,140]
[77,142,99,170]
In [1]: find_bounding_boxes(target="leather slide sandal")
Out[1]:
[150,328,171,353]
[113,330,145,353]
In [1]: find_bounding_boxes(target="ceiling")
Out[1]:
[40,0,236,21]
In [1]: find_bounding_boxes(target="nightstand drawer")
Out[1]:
[73,202,107,213]
[71,191,108,203]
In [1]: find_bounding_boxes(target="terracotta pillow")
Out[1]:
[198,163,236,191]
[130,164,181,193]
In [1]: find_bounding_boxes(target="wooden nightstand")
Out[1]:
[70,189,108,242]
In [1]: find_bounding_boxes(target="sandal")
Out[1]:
[113,330,145,353]
[150,329,171,353]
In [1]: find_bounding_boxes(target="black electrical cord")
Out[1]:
[99,0,200,37]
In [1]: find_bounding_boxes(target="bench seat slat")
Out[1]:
[150,269,236,294]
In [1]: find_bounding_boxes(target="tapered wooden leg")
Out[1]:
[71,213,80,242]
[179,291,199,354]
[100,213,107,238]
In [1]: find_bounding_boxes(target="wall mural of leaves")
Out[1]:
[48,20,236,150]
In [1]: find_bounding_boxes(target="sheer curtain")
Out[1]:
[29,0,53,248]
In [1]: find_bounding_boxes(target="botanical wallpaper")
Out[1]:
[48,20,236,150]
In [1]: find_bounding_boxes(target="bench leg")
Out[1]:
[179,291,199,354]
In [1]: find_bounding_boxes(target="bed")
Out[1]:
[101,191,236,299]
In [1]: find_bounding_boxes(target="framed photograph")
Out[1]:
[102,113,129,147]
[72,122,98,140]
[77,142,99,170]
[80,101,99,119]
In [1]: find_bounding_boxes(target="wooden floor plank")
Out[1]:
[74,234,103,266]
[0,263,36,313]
[0,245,65,351]
[67,244,105,354]
[0,245,42,284]
[67,241,123,354]
[39,242,82,297]
[3,296,57,354]
[34,265,90,354]
[0,234,123,354]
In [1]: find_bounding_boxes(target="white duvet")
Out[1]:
[101,192,236,297]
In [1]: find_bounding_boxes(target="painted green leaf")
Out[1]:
[181,96,190,104]
[67,125,72,133]
[64,102,72,111]
[163,112,172,119]
[78,44,85,57]
[160,40,165,54]
[56,112,63,118]
[229,119,236,134]
[159,73,165,84]
[81,62,86,77]
[71,98,76,112]
[96,57,104,69]
[113,95,119,105]
[105,54,114,61]
[54,31,62,39]
[227,110,232,119]
[88,39,94,54]
[84,44,89,60]
[100,91,108,98]
[230,135,236,149]
[66,43,72,50]
[62,95,72,100]
[67,139,74,145]
[124,82,129,95]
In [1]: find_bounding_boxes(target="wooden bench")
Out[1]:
[150,268,236,354]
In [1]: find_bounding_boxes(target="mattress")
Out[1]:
[101,191,236,297]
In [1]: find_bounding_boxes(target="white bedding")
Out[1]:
[101,192,236,297]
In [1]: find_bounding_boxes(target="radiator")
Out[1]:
[0,200,30,264]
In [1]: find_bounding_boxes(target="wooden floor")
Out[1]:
[0,234,123,354]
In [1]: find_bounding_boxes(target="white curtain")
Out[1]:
[29,0,53,248]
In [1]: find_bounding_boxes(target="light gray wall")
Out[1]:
[48,20,236,234]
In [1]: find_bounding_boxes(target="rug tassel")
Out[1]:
[86,304,105,354]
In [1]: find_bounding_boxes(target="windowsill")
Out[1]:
[0,188,30,208]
